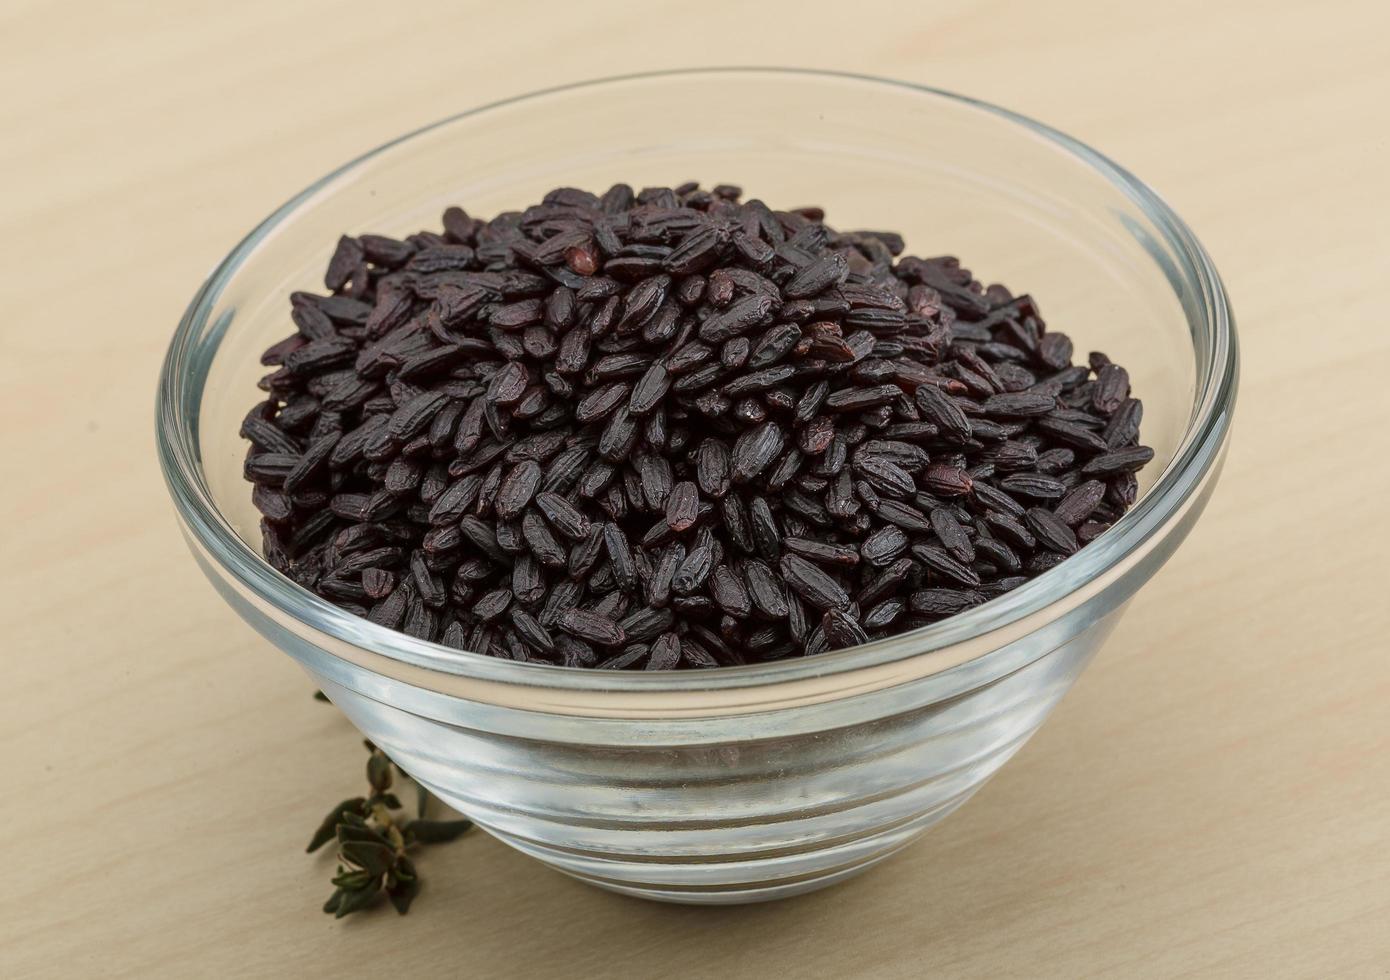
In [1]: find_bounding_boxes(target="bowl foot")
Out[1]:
[450,795,972,905]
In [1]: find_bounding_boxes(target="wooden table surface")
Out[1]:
[4,1,1388,976]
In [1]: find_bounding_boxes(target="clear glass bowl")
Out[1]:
[157,69,1237,904]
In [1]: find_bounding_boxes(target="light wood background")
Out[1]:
[3,1,1388,977]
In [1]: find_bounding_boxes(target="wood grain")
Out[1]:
[2,1,1388,976]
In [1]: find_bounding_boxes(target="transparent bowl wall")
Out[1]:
[159,70,1236,904]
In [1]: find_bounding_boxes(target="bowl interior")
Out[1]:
[196,72,1200,554]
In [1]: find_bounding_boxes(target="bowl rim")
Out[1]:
[157,66,1238,694]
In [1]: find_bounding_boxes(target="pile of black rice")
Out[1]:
[242,182,1152,669]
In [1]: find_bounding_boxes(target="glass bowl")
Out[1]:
[157,69,1237,904]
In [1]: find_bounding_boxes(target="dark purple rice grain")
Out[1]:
[1034,447,1076,474]
[874,499,931,534]
[495,460,542,521]
[1076,521,1110,545]
[924,463,974,497]
[913,544,982,588]
[927,507,975,563]
[989,440,1039,472]
[694,438,732,498]
[538,579,584,626]
[861,525,909,566]
[646,543,683,607]
[560,527,601,582]
[1093,364,1130,414]
[717,494,753,555]
[740,560,787,618]
[823,383,901,413]
[862,598,904,630]
[821,609,869,651]
[508,606,555,654]
[619,606,673,643]
[785,537,860,568]
[978,576,1029,599]
[1053,479,1107,526]
[824,470,857,519]
[1025,507,1080,555]
[969,481,1026,521]
[1037,417,1110,453]
[914,384,973,442]
[361,567,396,600]
[1082,445,1155,476]
[601,523,637,592]
[402,595,437,640]
[730,422,785,484]
[636,455,673,511]
[981,391,1056,418]
[766,447,805,491]
[244,184,1151,668]
[1024,551,1067,575]
[511,553,544,606]
[679,642,720,669]
[997,473,1068,500]
[672,545,715,594]
[709,565,752,618]
[558,607,627,646]
[645,632,682,670]
[628,363,671,415]
[975,535,1022,573]
[251,484,294,522]
[534,491,591,541]
[1116,468,1142,502]
[1038,332,1074,371]
[521,512,567,568]
[1102,398,1144,450]
[779,554,850,611]
[983,510,1037,551]
[910,588,984,617]
[856,557,913,608]
[665,481,700,532]
[421,524,461,555]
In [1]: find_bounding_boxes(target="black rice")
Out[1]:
[243,183,1152,668]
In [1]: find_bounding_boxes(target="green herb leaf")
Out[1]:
[307,797,368,853]
[375,792,403,811]
[313,690,330,703]
[366,751,393,793]
[331,869,375,891]
[416,782,429,819]
[341,840,396,877]
[407,818,474,845]
[336,821,392,849]
[387,875,420,915]
[334,878,383,918]
[322,888,345,915]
